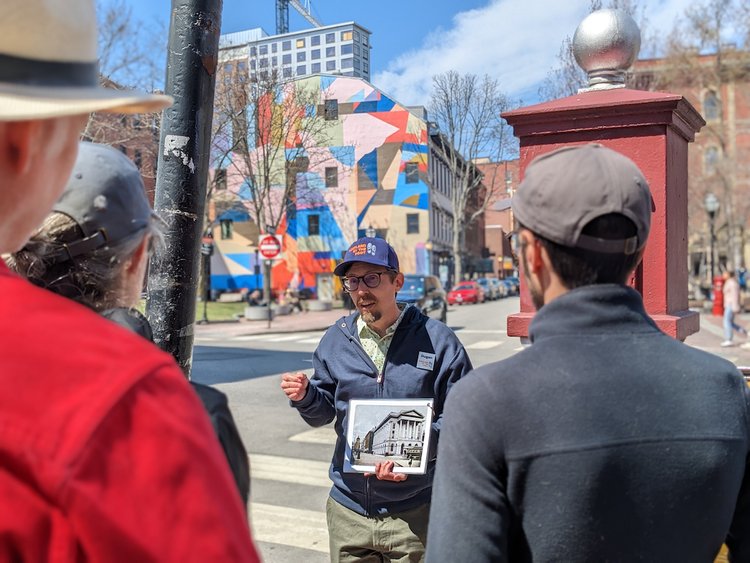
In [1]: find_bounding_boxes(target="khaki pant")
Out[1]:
[326,497,429,563]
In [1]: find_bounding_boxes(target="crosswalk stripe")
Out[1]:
[235,334,281,341]
[455,329,507,334]
[251,453,331,489]
[289,427,337,445]
[466,340,503,350]
[250,502,328,554]
[299,337,323,344]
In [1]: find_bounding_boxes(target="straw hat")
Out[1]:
[0,0,172,121]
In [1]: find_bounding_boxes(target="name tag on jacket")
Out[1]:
[416,352,435,370]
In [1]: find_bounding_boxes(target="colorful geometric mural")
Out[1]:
[211,74,432,296]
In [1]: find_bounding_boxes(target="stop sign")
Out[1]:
[259,234,282,259]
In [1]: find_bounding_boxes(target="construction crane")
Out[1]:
[276,0,323,35]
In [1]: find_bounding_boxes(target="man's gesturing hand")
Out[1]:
[281,372,309,401]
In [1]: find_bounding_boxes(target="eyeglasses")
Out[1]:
[342,271,393,292]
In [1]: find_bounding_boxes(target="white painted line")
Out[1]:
[250,502,328,554]
[270,334,309,342]
[289,427,337,445]
[251,454,331,489]
[513,346,526,352]
[466,340,503,350]
[234,334,280,341]
[454,329,507,334]
[298,337,324,344]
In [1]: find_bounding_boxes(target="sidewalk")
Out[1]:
[684,310,750,369]
[194,306,348,339]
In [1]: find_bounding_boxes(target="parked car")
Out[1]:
[397,274,448,323]
[476,278,498,301]
[489,277,507,298]
[447,281,485,305]
[504,276,520,296]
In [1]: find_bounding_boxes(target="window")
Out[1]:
[134,149,142,169]
[296,65,306,75]
[311,49,320,59]
[363,63,369,73]
[326,46,336,57]
[353,58,360,70]
[259,44,268,55]
[260,70,268,80]
[405,162,419,183]
[311,35,320,46]
[270,56,277,66]
[282,53,292,65]
[341,44,353,55]
[308,214,320,236]
[215,168,227,190]
[326,32,335,43]
[271,43,277,53]
[296,38,305,48]
[354,30,360,41]
[363,48,368,61]
[407,214,419,234]
[341,31,353,41]
[249,46,256,56]
[705,146,719,175]
[323,99,338,120]
[325,167,338,187]
[326,60,336,71]
[259,58,268,68]
[311,62,321,73]
[297,51,306,62]
[283,67,292,78]
[220,219,233,240]
[341,58,353,69]
[250,59,256,70]
[704,90,720,121]
[354,44,360,56]
[237,61,247,73]
[362,35,368,46]
[282,40,291,51]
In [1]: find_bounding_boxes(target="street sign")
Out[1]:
[259,234,282,259]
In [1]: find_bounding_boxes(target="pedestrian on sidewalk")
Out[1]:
[0,1,260,560]
[426,145,750,562]
[280,236,472,562]
[722,269,748,347]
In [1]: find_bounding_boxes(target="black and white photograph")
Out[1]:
[344,399,434,475]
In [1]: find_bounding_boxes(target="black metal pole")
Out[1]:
[146,0,222,376]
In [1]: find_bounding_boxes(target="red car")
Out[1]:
[447,281,485,305]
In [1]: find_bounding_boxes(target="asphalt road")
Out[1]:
[192,296,521,561]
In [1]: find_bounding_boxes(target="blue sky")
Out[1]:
[106,0,696,106]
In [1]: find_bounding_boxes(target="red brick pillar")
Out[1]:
[502,88,705,341]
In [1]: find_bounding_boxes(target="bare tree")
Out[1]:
[539,0,649,100]
[210,68,340,300]
[429,71,514,284]
[644,0,750,271]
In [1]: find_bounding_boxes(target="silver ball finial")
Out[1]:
[572,9,641,92]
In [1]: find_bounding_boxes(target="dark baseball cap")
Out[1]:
[47,142,154,263]
[511,144,652,255]
[333,237,400,276]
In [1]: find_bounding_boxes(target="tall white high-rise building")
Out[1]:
[219,22,372,82]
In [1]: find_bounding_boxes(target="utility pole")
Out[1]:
[146,0,223,376]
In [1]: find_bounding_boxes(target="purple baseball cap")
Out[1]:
[334,237,400,276]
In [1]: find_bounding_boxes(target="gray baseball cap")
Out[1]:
[48,142,154,263]
[511,144,652,255]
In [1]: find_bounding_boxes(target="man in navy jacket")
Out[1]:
[282,237,472,562]
[426,145,750,562]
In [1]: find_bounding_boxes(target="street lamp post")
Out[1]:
[704,192,720,284]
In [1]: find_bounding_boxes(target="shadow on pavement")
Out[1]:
[192,345,313,385]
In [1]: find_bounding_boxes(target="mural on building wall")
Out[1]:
[210,74,431,296]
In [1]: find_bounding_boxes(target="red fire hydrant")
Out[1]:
[712,275,725,317]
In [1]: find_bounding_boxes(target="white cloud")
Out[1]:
[373,0,697,108]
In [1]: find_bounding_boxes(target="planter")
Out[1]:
[244,306,274,321]
[306,300,333,312]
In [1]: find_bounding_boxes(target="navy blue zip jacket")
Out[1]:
[291,305,472,516]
